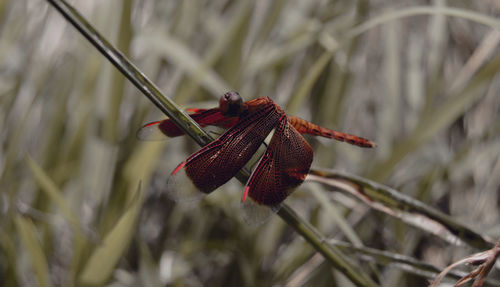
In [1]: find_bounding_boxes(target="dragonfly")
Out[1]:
[138,92,375,219]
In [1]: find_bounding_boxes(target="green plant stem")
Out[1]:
[277,205,378,286]
[310,169,494,250]
[45,0,378,286]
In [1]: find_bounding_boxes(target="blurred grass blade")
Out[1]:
[139,33,231,95]
[286,50,335,114]
[277,205,378,287]
[0,231,19,286]
[79,183,143,286]
[308,169,494,250]
[180,0,252,101]
[448,30,500,95]
[247,32,316,74]
[308,183,363,247]
[15,216,52,287]
[138,241,163,287]
[105,0,133,143]
[249,6,500,78]
[25,155,82,235]
[369,52,500,181]
[378,12,401,156]
[25,155,86,280]
[346,6,500,40]
[414,53,500,151]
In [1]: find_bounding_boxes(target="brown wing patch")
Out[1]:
[245,116,313,206]
[182,104,281,194]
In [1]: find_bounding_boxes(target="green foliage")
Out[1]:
[79,185,143,286]
[0,0,499,286]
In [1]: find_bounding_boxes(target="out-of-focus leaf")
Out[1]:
[0,231,19,286]
[308,183,363,247]
[79,184,143,286]
[25,156,81,234]
[180,0,252,102]
[369,52,500,181]
[138,241,163,287]
[25,155,86,280]
[286,50,335,114]
[247,33,316,74]
[15,216,52,287]
[346,6,500,40]
[138,33,231,96]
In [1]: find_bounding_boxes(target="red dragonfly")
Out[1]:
[138,92,375,211]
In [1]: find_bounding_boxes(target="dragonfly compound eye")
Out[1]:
[220,91,243,117]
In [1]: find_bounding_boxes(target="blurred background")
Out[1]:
[0,0,499,286]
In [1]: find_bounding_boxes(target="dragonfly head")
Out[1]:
[220,91,243,117]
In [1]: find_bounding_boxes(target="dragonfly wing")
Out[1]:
[187,109,239,129]
[243,116,313,206]
[137,108,237,141]
[174,103,281,195]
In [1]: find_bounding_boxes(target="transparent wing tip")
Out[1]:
[137,121,168,141]
[240,197,281,226]
[165,162,204,204]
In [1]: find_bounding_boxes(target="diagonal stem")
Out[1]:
[45,0,378,286]
[46,0,213,148]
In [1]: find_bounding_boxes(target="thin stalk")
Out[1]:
[310,169,494,250]
[46,0,212,148]
[45,0,378,286]
[329,240,500,286]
